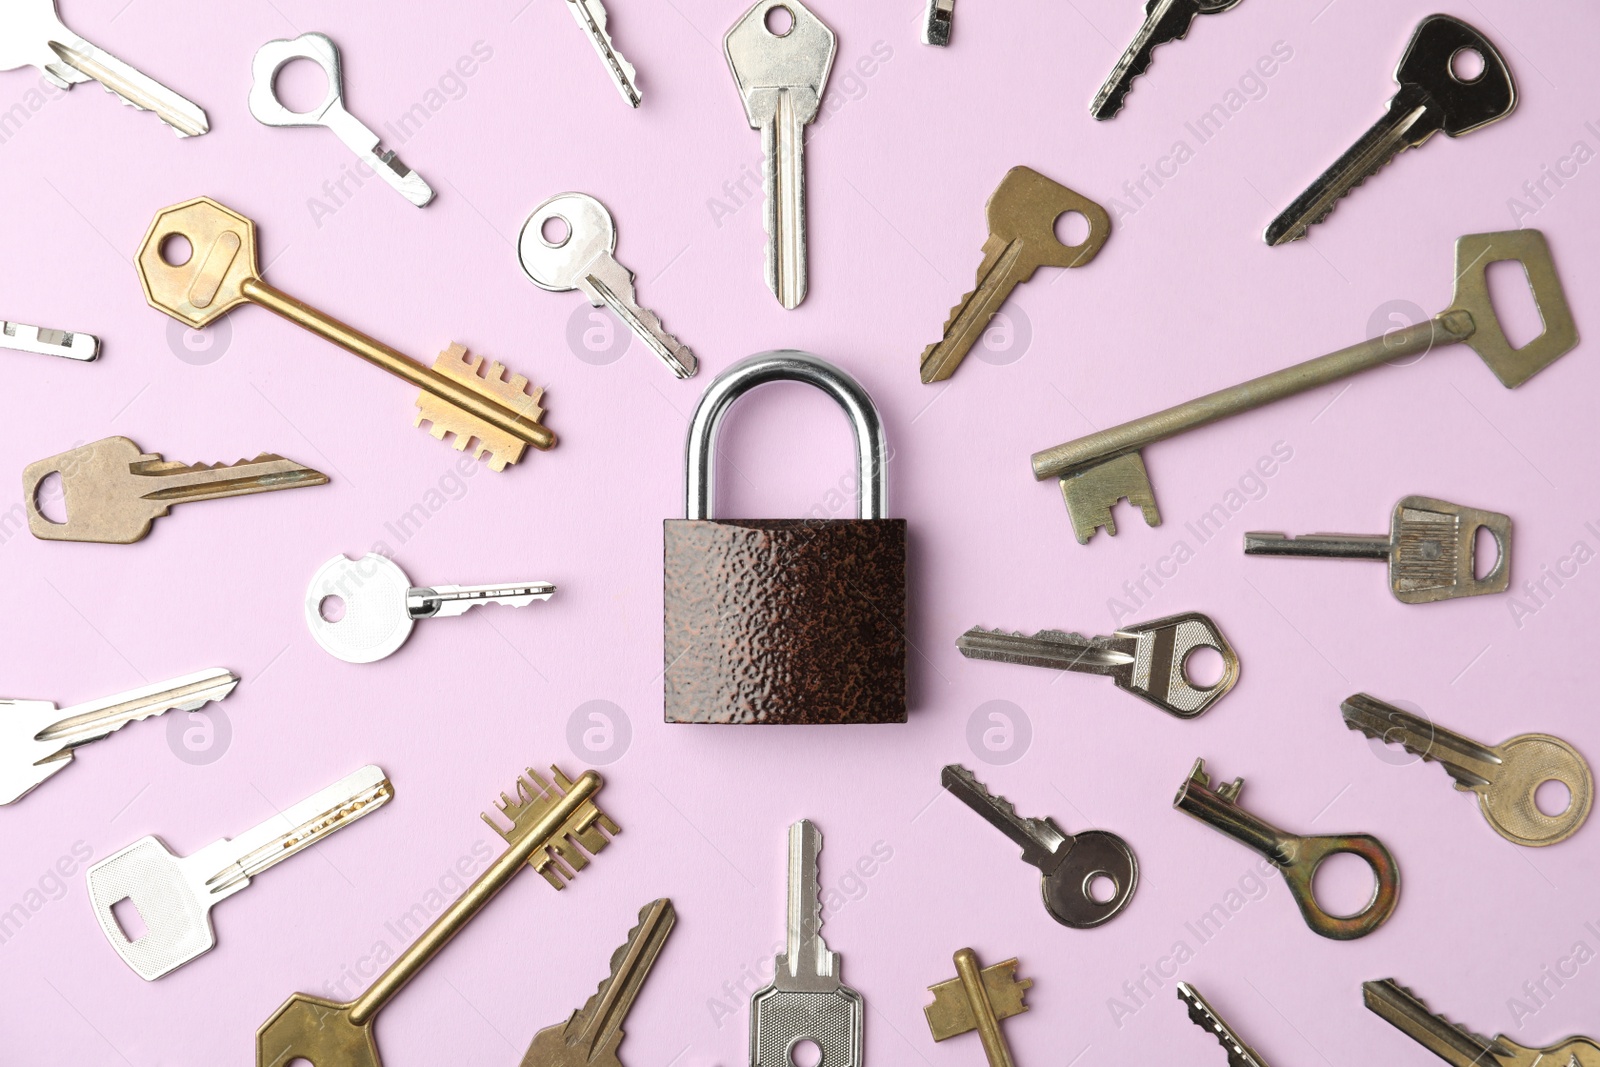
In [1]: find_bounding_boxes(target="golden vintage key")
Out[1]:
[136,197,555,470]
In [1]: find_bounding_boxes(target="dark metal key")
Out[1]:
[1092,0,1244,120]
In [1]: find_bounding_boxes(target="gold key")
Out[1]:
[256,765,618,1067]
[924,948,1031,1067]
[136,197,556,470]
[1364,978,1600,1066]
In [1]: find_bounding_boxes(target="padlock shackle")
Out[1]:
[684,351,888,521]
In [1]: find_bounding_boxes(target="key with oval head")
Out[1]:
[921,166,1111,383]
[1175,758,1399,940]
[1342,694,1592,847]
[519,193,695,379]
[1364,978,1600,1067]
[941,764,1138,928]
[1266,15,1515,245]
[1091,0,1245,120]
[725,0,835,309]
[249,33,434,207]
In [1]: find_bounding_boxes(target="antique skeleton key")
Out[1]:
[1364,979,1599,1066]
[923,948,1031,1067]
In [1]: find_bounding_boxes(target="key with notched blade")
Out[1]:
[923,948,1031,1067]
[1363,978,1600,1067]
[1091,0,1244,121]
[957,612,1239,719]
[1265,15,1515,245]
[921,166,1110,383]
[1177,982,1274,1067]
[1030,229,1577,545]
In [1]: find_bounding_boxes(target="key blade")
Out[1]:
[1177,982,1272,1067]
[1058,451,1161,543]
[1,320,98,360]
[49,35,208,136]
[483,766,621,889]
[411,581,555,618]
[956,626,1129,674]
[128,453,329,506]
[568,0,641,107]
[36,667,239,753]
[583,255,697,378]
[940,764,1067,869]
[1091,0,1202,120]
[920,234,1022,383]
[1362,979,1510,1066]
[1340,694,1501,789]
[414,343,550,471]
[774,819,838,989]
[761,95,809,308]
[925,953,1030,1041]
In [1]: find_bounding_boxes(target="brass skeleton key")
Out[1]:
[136,198,555,470]
[923,948,1031,1067]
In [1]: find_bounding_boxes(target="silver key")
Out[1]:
[0,0,207,136]
[305,553,554,664]
[750,819,864,1067]
[248,32,434,208]
[1363,978,1600,1067]
[957,612,1239,719]
[921,0,954,46]
[725,0,836,309]
[1,669,238,806]
[2,319,98,361]
[1265,15,1514,245]
[519,193,695,379]
[566,0,641,107]
[86,765,393,980]
[1178,982,1274,1067]
[941,764,1138,928]
[1092,0,1244,120]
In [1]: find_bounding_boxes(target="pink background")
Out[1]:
[3,0,1598,1063]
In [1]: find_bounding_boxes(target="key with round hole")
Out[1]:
[249,32,434,207]
[1342,694,1592,847]
[1265,15,1515,245]
[519,193,695,379]
[1031,229,1577,544]
[941,764,1138,928]
[956,612,1239,719]
[306,553,554,664]
[136,197,555,469]
[1175,758,1399,940]
[1091,0,1245,121]
[1364,978,1600,1067]
[921,166,1111,383]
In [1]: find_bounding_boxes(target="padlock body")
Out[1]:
[664,518,907,724]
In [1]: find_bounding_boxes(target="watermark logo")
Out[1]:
[167,316,231,366]
[565,304,630,366]
[567,700,631,765]
[1356,697,1429,767]
[1366,299,1430,367]
[969,306,1031,367]
[966,700,1031,765]
[167,706,232,766]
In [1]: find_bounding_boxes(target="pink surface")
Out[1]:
[3,0,1598,1063]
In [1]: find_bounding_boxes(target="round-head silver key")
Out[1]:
[518,193,616,293]
[306,553,416,664]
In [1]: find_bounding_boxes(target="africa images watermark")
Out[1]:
[1505,921,1600,1030]
[1504,519,1600,630]
[1504,120,1600,226]
[0,841,95,949]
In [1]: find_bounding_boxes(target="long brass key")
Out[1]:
[1364,978,1600,1067]
[256,765,618,1067]
[136,198,555,470]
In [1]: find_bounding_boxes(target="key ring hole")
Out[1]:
[318,595,346,623]
[788,1038,821,1066]
[1084,870,1117,904]
[1472,524,1501,581]
[1181,645,1226,690]
[1309,850,1378,920]
[540,214,572,248]
[1449,46,1486,83]
[765,4,795,36]
[33,471,66,524]
[159,233,193,267]
[1535,778,1573,817]
[1054,210,1091,247]
[272,56,333,115]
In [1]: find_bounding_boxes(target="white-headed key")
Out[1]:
[0,0,208,136]
[2,319,98,361]
[87,765,393,980]
[306,553,555,664]
[2,669,238,806]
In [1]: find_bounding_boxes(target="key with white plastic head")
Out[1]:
[1091,0,1244,120]
[1265,15,1514,245]
[2,319,98,361]
[565,0,641,107]
[1,668,237,806]
[941,764,1138,928]
[725,0,836,309]
[249,33,434,207]
[87,765,393,980]
[519,193,695,379]
[306,553,554,664]
[1363,978,1600,1067]
[750,820,864,1067]
[1178,982,1275,1067]
[0,0,208,136]
[921,0,955,46]
[957,612,1239,719]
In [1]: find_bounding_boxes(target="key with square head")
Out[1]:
[306,553,555,664]
[1265,15,1515,245]
[941,764,1138,928]
[258,765,619,1067]
[249,33,434,207]
[565,0,641,107]
[22,436,327,545]
[957,611,1239,719]
[1031,229,1577,544]
[750,819,864,1067]
[1342,694,1592,847]
[1363,978,1600,1067]
[1091,0,1244,120]
[924,948,1030,1067]
[921,167,1111,383]
[725,0,835,310]
[136,197,556,469]
[86,765,392,980]
[2,668,236,806]
[519,193,695,379]
[1175,758,1399,940]
[0,0,208,136]
[1245,495,1509,604]
[1177,982,1274,1067]
[2,319,98,361]
[921,0,955,46]
[521,897,675,1067]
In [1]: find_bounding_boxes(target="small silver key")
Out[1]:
[0,0,208,136]
[2,319,98,361]
[1092,0,1244,120]
[1265,15,1515,244]
[1178,982,1275,1067]
[957,612,1239,719]
[942,764,1138,928]
[87,765,393,980]
[1364,978,1600,1066]
[249,32,434,207]
[519,193,695,379]
[921,0,954,46]
[1245,495,1509,604]
[725,0,836,309]
[565,0,641,107]
[305,553,555,664]
[1,669,238,805]
[750,819,864,1067]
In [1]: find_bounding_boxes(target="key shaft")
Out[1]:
[1341,694,1501,788]
[567,0,641,107]
[1362,980,1509,1066]
[1177,982,1274,1067]
[778,819,837,988]
[408,581,556,618]
[36,19,209,136]
[1091,0,1205,121]
[941,764,1066,869]
[2,319,98,360]
[1243,532,1390,559]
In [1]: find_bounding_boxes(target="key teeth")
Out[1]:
[414,343,547,471]
[1374,980,1504,1053]
[482,765,620,889]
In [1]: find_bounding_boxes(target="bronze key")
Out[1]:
[136,197,555,470]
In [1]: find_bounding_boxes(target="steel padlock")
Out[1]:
[664,351,908,724]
